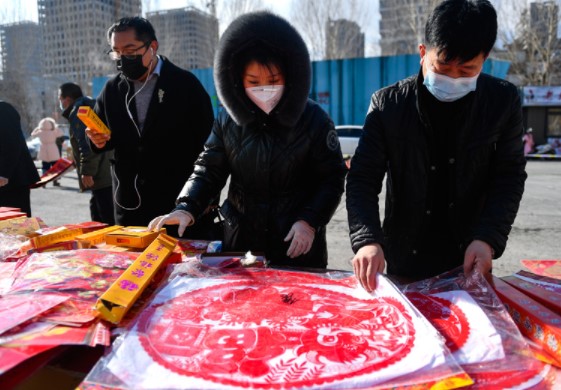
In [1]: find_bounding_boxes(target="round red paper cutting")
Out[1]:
[137,281,417,389]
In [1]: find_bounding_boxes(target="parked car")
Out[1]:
[26,137,41,160]
[336,125,362,157]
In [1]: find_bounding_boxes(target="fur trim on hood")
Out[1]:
[214,11,311,127]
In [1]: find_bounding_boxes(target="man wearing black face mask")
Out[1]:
[86,17,215,238]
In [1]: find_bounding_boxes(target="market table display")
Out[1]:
[0,211,560,389]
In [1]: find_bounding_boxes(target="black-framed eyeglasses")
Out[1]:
[107,43,149,61]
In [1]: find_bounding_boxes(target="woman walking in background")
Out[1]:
[31,117,64,186]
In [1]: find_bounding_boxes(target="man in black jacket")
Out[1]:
[86,17,214,236]
[347,0,527,291]
[59,82,114,224]
[0,101,40,216]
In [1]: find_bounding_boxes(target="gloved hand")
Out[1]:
[284,220,315,258]
[148,210,194,237]
[0,176,8,187]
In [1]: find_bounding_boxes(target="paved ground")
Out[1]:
[31,160,561,277]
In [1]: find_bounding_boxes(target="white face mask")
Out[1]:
[245,85,284,114]
[423,69,479,102]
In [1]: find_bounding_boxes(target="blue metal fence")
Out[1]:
[93,55,510,126]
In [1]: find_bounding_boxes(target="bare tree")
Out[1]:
[495,0,561,86]
[289,0,372,60]
[378,0,441,56]
[215,0,267,33]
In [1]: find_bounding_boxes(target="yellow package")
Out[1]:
[30,227,83,249]
[75,225,123,248]
[95,233,177,324]
[105,226,166,249]
[77,106,111,135]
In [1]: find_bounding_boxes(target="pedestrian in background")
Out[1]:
[0,101,40,215]
[150,11,347,268]
[31,116,64,186]
[86,17,214,237]
[347,0,527,291]
[59,82,115,225]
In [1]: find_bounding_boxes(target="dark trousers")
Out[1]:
[41,160,56,175]
[0,185,32,216]
[90,186,115,225]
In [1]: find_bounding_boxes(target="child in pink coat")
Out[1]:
[31,117,64,186]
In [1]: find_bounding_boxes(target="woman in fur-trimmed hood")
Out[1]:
[150,11,347,268]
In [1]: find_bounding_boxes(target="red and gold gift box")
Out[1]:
[493,276,561,365]
[95,234,177,324]
[502,275,561,314]
[105,226,166,249]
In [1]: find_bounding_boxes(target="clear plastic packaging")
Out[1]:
[82,267,468,389]
[401,267,556,389]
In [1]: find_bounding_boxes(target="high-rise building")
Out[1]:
[38,0,141,95]
[0,21,45,130]
[530,1,559,46]
[147,6,218,70]
[0,21,43,78]
[325,19,364,60]
[379,0,430,56]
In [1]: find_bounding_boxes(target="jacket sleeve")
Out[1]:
[471,85,527,258]
[346,92,388,253]
[296,112,347,229]
[175,114,230,218]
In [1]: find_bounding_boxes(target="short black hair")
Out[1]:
[106,16,157,45]
[59,82,83,100]
[425,0,497,62]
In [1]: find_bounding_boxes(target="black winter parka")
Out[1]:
[176,12,347,268]
[347,70,527,278]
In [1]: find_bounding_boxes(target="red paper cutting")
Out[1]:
[406,292,470,353]
[136,279,416,389]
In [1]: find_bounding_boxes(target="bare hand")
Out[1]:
[284,220,315,258]
[148,210,193,237]
[352,244,385,292]
[85,128,110,149]
[81,175,94,188]
[0,176,8,187]
[464,240,493,277]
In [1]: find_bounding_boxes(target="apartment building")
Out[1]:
[147,6,218,70]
